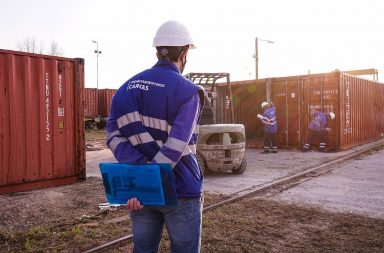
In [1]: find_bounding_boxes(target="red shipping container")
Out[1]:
[84,88,98,118]
[216,71,384,151]
[0,49,85,194]
[98,88,117,118]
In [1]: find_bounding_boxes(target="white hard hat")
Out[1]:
[261,102,268,109]
[153,20,195,48]
[329,112,335,120]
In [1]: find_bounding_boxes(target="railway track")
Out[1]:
[82,141,384,253]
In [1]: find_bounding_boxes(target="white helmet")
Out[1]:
[261,102,269,109]
[329,112,335,120]
[153,20,195,48]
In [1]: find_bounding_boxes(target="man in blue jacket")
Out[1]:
[302,111,335,152]
[106,20,204,253]
[257,101,278,153]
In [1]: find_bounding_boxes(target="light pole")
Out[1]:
[92,40,102,89]
[253,37,274,80]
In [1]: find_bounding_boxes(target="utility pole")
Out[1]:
[253,37,274,80]
[255,37,259,80]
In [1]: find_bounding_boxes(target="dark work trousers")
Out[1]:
[303,129,327,150]
[263,132,278,153]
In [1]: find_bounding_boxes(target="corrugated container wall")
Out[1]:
[216,71,384,151]
[215,80,265,138]
[84,88,98,118]
[98,88,117,117]
[339,74,384,149]
[0,49,85,194]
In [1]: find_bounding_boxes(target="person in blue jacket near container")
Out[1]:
[302,111,335,152]
[106,20,204,253]
[257,101,278,153]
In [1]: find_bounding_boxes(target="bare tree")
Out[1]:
[47,40,63,56]
[17,37,63,56]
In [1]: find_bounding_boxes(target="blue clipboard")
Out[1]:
[99,163,177,207]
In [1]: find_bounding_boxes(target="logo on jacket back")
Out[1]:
[128,83,149,90]
[127,80,166,91]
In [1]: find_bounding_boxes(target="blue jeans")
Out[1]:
[130,198,202,253]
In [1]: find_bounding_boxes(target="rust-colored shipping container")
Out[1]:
[0,49,85,194]
[84,88,98,118]
[216,71,384,151]
[216,79,266,140]
[98,88,117,117]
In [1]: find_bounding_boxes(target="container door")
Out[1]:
[0,50,85,194]
[271,78,302,147]
[301,74,340,149]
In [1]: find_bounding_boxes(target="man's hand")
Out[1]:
[325,127,332,131]
[257,114,269,122]
[126,197,144,211]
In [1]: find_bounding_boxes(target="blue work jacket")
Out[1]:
[309,112,328,131]
[106,60,204,199]
[262,106,278,133]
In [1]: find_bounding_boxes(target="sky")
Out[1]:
[1,0,383,89]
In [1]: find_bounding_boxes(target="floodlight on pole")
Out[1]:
[253,37,274,80]
[92,40,102,90]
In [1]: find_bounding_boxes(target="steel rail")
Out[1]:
[82,141,384,253]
